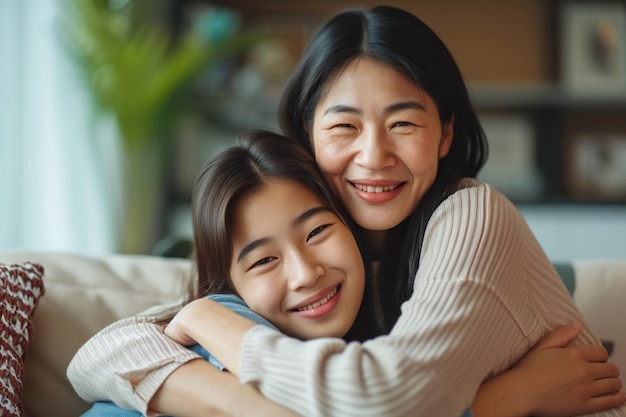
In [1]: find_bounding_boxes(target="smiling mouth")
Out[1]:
[353,183,401,193]
[294,285,340,312]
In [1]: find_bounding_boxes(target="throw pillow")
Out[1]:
[0,262,45,417]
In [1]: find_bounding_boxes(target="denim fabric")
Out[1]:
[187,294,276,370]
[460,407,473,417]
[80,401,142,417]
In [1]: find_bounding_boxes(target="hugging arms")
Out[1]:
[68,5,625,417]
[69,155,624,417]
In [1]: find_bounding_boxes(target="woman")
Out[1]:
[68,6,625,417]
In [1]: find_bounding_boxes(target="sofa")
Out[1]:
[0,250,625,417]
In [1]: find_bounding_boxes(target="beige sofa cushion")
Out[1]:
[0,251,192,417]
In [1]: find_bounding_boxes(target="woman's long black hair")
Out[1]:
[278,5,488,331]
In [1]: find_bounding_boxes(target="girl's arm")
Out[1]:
[150,358,302,417]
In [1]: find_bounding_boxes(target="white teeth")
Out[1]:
[297,287,338,312]
[354,184,399,193]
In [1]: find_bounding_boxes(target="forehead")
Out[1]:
[318,58,427,106]
[231,179,325,230]
[241,178,320,203]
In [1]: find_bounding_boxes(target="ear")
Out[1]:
[438,115,454,158]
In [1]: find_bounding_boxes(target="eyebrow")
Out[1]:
[235,206,334,263]
[322,100,426,116]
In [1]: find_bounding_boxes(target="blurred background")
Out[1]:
[1,0,625,260]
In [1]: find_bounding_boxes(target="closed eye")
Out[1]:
[248,256,277,271]
[307,224,331,242]
[393,121,414,127]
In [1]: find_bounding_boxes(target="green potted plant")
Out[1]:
[61,0,251,253]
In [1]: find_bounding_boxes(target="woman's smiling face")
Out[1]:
[229,178,365,340]
[311,58,453,232]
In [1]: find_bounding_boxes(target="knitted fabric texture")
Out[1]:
[0,262,45,417]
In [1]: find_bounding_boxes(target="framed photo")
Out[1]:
[560,1,626,95]
[565,133,626,201]
[563,108,626,201]
[477,112,543,201]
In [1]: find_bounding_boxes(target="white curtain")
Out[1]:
[0,0,121,255]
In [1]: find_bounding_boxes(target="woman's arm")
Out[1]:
[166,183,626,417]
[472,322,624,417]
[68,183,624,417]
[165,296,624,417]
[66,294,283,416]
[67,316,201,414]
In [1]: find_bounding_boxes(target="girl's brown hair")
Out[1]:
[190,129,350,299]
[154,129,373,340]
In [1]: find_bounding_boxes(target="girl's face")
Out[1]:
[229,178,365,340]
[311,58,454,231]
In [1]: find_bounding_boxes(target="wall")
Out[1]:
[520,205,626,261]
[213,0,549,83]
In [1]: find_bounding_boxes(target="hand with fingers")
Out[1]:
[514,322,625,416]
[472,322,625,417]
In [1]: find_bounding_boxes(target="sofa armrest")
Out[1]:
[570,260,626,385]
[0,250,193,417]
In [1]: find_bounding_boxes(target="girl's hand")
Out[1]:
[514,322,625,416]
[473,322,625,417]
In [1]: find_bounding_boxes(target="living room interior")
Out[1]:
[2,0,625,260]
[1,1,626,416]
[0,0,626,260]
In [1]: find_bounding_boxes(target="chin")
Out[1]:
[327,325,352,339]
[356,214,404,231]
[313,327,348,339]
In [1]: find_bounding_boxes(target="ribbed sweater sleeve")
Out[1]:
[66,316,201,416]
[239,179,626,417]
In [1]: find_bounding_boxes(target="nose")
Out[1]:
[286,248,324,291]
[353,127,395,170]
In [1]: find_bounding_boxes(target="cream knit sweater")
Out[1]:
[67,179,626,417]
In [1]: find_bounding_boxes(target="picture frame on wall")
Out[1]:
[477,111,544,202]
[562,107,626,202]
[560,1,626,95]
[565,133,626,201]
